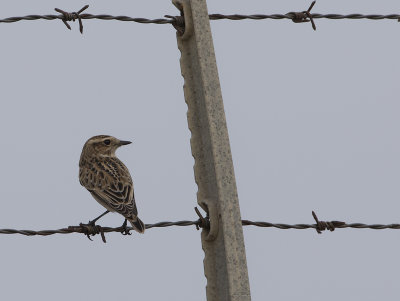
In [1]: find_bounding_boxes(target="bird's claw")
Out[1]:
[121,229,132,236]
[120,219,132,236]
[121,230,132,236]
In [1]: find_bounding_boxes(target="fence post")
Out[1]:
[172,0,251,300]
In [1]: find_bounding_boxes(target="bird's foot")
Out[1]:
[120,219,132,236]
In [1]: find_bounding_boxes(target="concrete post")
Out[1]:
[173,0,251,300]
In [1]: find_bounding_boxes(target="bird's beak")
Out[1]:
[119,140,132,146]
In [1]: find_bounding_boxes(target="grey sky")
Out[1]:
[1,0,399,300]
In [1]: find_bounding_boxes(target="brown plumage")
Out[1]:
[79,135,145,233]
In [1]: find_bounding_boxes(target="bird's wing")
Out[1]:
[88,157,138,219]
[90,186,137,218]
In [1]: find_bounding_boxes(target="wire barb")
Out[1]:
[54,5,89,34]
[165,15,185,35]
[194,207,210,230]
[288,1,317,30]
[69,223,107,243]
[312,211,346,234]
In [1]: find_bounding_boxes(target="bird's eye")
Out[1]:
[104,139,111,145]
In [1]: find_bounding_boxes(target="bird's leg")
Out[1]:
[88,210,110,225]
[120,218,132,236]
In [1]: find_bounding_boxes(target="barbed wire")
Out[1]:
[0,2,399,33]
[209,13,400,21]
[0,221,200,243]
[0,209,399,243]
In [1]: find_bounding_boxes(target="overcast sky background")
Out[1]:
[1,0,399,300]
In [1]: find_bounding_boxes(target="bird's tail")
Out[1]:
[129,217,145,234]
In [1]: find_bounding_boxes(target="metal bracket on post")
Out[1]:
[173,0,251,300]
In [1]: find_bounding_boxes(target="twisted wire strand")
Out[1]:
[241,220,400,230]
[0,14,173,24]
[0,13,399,25]
[1,209,399,243]
[208,13,400,21]
[1,220,399,236]
[0,220,199,236]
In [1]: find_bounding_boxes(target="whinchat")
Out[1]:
[79,135,145,233]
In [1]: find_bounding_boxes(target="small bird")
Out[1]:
[79,135,145,233]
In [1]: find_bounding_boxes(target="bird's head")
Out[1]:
[81,135,132,157]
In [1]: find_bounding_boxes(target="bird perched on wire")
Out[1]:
[79,135,145,234]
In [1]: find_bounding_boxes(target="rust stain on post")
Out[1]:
[173,0,251,300]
